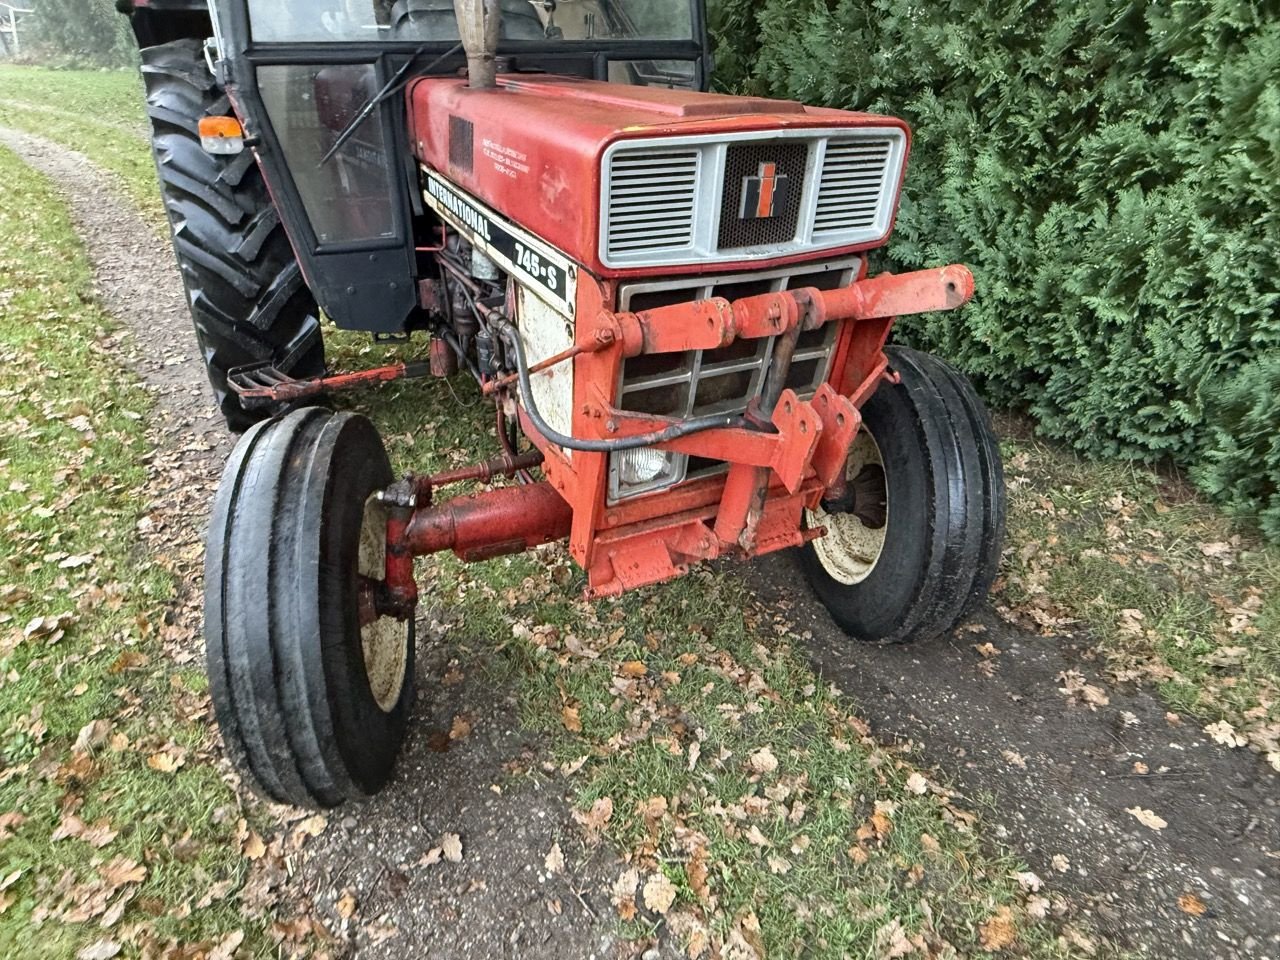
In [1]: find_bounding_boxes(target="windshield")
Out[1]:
[248,0,695,44]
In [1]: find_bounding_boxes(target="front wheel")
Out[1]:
[800,346,1005,644]
[205,408,414,808]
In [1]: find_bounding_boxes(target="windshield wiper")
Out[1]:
[320,42,463,168]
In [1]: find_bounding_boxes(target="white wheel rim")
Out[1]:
[806,429,890,585]
[358,495,410,713]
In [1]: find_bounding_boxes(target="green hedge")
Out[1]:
[711,0,1280,539]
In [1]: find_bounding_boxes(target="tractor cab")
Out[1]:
[205,0,710,335]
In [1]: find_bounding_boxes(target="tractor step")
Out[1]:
[227,362,307,409]
[228,359,432,408]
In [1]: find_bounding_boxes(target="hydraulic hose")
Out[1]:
[493,319,746,453]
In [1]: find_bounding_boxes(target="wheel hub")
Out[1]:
[358,495,411,713]
[807,430,890,585]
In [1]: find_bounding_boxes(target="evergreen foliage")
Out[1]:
[25,0,136,68]
[713,1,1280,538]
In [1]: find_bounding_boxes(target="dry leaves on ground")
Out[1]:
[1125,807,1168,831]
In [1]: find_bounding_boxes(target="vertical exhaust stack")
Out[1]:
[455,0,502,89]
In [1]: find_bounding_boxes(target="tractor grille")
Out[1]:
[601,128,906,268]
[716,142,808,251]
[605,149,700,258]
[813,138,896,237]
[608,259,858,501]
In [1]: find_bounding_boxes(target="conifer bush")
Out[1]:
[711,1,1279,539]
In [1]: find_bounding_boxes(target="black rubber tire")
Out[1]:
[799,346,1005,644]
[205,408,415,808]
[141,38,325,432]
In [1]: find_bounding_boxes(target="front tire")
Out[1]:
[800,346,1005,644]
[142,39,325,431]
[205,408,414,808]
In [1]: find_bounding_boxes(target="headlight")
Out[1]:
[609,449,687,502]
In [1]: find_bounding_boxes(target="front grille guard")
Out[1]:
[586,264,974,490]
[503,264,974,595]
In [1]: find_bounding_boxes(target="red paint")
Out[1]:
[404,482,572,562]
[405,75,911,279]
[507,263,974,594]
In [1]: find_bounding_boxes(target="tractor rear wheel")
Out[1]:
[800,346,1005,644]
[141,38,325,431]
[205,408,415,808]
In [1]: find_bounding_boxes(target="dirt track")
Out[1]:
[3,126,1277,960]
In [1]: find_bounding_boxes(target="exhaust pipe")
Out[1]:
[455,0,502,89]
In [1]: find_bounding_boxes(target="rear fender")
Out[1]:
[116,0,212,48]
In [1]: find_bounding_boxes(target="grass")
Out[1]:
[421,549,1091,957]
[0,148,274,956]
[0,65,162,223]
[998,424,1280,767]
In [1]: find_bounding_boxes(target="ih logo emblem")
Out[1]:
[740,161,789,220]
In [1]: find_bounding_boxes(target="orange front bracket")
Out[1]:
[809,384,861,488]
[589,388,822,495]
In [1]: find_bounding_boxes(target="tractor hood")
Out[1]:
[406,76,911,277]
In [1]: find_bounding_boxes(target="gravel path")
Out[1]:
[750,556,1280,960]
[0,127,638,960]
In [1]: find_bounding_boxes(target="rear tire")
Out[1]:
[141,38,325,431]
[800,346,1005,644]
[205,408,414,808]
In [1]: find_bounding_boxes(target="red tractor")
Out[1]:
[120,0,1004,809]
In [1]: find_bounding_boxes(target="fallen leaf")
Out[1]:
[0,812,27,840]
[73,719,112,752]
[747,746,778,775]
[1177,893,1206,916]
[449,714,472,740]
[1057,670,1109,709]
[99,857,146,888]
[242,832,266,860]
[52,815,118,849]
[146,751,184,774]
[686,846,711,903]
[561,704,582,733]
[767,855,791,875]
[209,930,245,960]
[294,814,327,839]
[611,867,639,916]
[574,796,613,834]
[1015,871,1042,892]
[642,872,677,914]
[544,842,564,875]
[744,825,771,847]
[59,554,95,570]
[440,833,463,862]
[335,891,357,920]
[1125,807,1167,831]
[619,660,648,678]
[76,940,121,960]
[905,772,929,795]
[978,905,1017,951]
[1204,720,1247,748]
